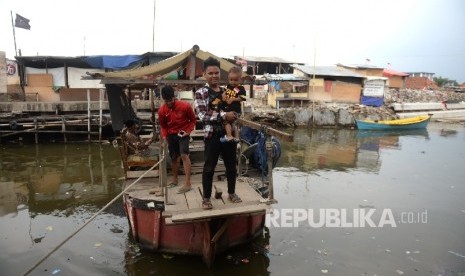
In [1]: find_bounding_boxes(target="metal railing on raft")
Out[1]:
[236,117,293,203]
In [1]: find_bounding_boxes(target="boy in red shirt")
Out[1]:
[158,86,197,193]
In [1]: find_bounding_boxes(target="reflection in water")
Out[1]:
[0,143,129,275]
[123,227,271,275]
[278,128,430,173]
[1,123,464,275]
[0,144,124,216]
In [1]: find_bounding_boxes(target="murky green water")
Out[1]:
[1,122,464,275]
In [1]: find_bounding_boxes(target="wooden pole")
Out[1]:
[152,0,156,52]
[99,88,103,142]
[10,11,18,56]
[312,34,317,126]
[87,89,91,142]
[62,116,67,143]
[88,145,94,185]
[266,136,274,202]
[236,118,293,142]
[34,117,38,144]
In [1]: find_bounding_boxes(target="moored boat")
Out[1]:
[355,114,432,130]
[121,118,292,267]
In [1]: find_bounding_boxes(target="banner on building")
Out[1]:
[363,79,385,97]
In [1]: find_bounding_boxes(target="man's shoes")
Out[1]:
[202,199,213,209]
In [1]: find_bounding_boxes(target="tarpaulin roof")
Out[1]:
[15,56,90,68]
[82,55,144,70]
[89,46,248,82]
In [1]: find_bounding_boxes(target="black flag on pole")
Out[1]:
[15,13,31,30]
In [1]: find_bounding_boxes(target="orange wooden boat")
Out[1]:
[121,118,292,266]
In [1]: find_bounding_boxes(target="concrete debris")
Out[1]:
[246,89,465,127]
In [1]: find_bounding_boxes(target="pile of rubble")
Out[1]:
[246,89,465,128]
[385,89,465,104]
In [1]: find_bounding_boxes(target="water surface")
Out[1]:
[1,122,464,275]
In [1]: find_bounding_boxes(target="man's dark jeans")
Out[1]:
[202,131,237,199]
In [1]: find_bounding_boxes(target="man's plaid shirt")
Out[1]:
[194,85,224,139]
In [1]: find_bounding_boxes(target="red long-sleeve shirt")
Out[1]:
[158,99,196,139]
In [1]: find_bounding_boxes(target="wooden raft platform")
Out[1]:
[124,173,270,225]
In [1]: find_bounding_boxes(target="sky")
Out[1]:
[1,0,464,83]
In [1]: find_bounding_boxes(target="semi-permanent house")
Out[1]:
[292,65,365,104]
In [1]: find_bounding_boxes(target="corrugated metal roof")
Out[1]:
[261,73,309,81]
[292,65,365,78]
[336,63,384,69]
[234,56,294,63]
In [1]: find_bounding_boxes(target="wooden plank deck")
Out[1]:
[123,173,270,225]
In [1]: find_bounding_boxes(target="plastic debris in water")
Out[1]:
[396,270,404,275]
[52,268,61,274]
[46,226,53,231]
[448,250,465,258]
[94,242,102,248]
[162,254,174,259]
[321,269,328,274]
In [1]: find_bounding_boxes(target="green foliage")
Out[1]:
[434,76,458,87]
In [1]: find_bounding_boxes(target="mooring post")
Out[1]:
[160,142,169,202]
[62,117,67,143]
[99,88,103,142]
[34,117,38,144]
[265,134,274,202]
[87,89,91,142]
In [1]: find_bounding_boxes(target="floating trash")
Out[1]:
[110,227,123,234]
[33,234,46,243]
[46,226,53,231]
[51,268,61,275]
[396,269,404,275]
[448,250,465,258]
[321,269,328,274]
[94,242,102,248]
[162,254,174,259]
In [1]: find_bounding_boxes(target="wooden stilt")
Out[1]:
[62,117,67,143]
[87,89,91,142]
[34,117,38,144]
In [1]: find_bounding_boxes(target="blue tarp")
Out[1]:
[240,126,282,177]
[361,96,384,107]
[81,55,144,69]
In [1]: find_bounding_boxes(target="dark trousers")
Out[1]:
[202,131,237,199]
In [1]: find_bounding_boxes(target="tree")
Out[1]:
[433,76,458,87]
